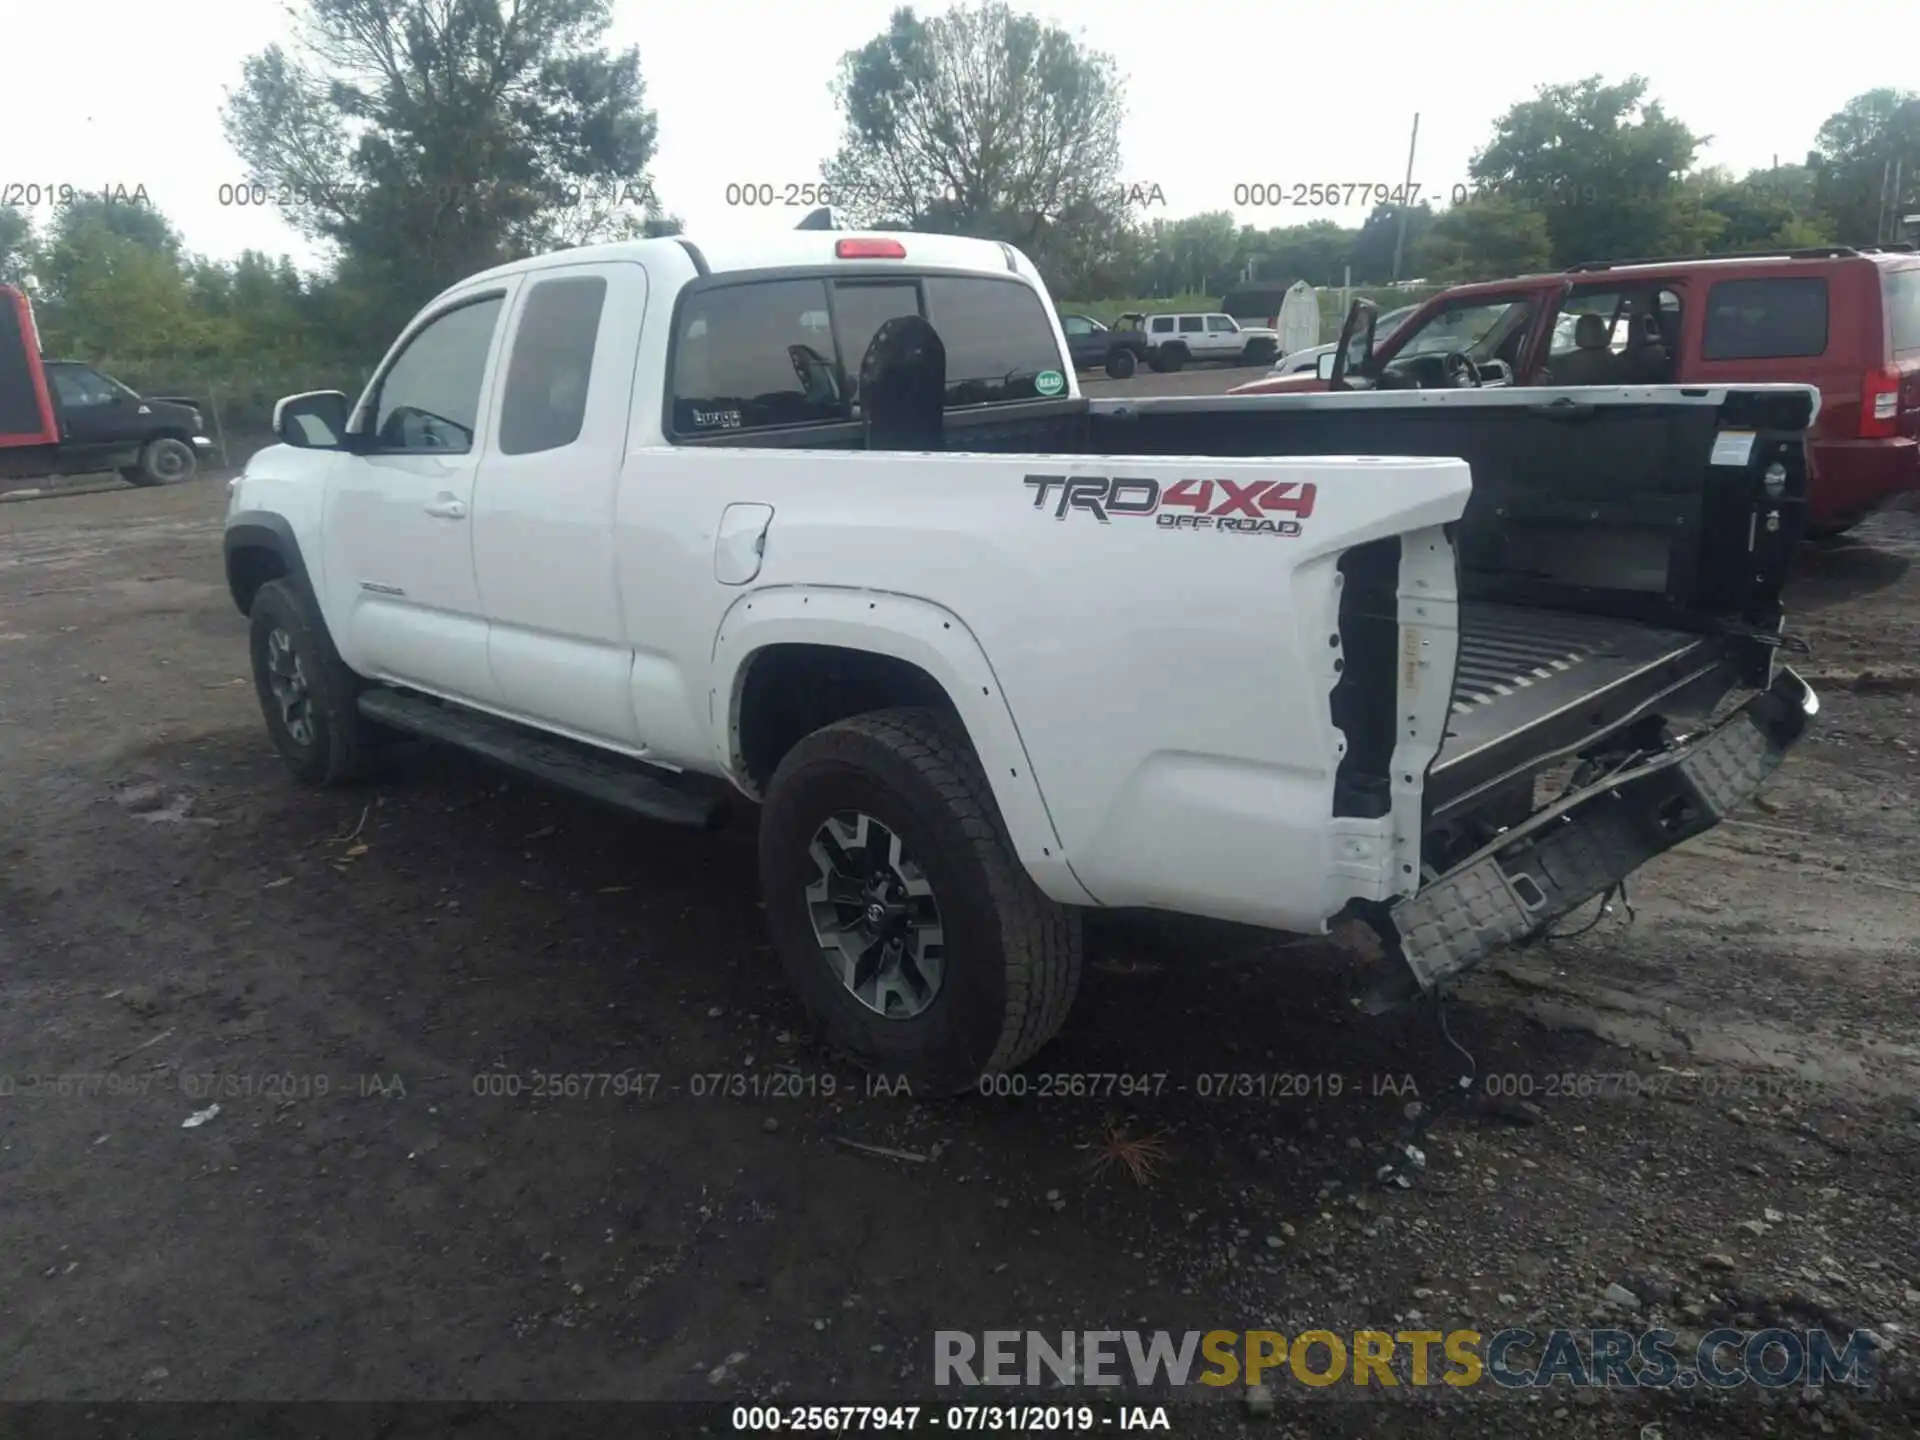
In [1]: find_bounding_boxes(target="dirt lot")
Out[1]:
[2,454,1918,1437]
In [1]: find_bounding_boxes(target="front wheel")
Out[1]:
[1105,347,1137,380]
[126,436,197,487]
[758,707,1083,1096]
[247,579,376,786]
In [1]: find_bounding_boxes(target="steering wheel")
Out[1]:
[1441,351,1480,388]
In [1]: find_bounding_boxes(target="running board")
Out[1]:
[357,688,732,833]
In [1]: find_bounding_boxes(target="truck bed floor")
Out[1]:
[1427,603,1731,820]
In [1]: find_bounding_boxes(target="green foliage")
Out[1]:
[1061,294,1220,325]
[1693,166,1837,251]
[1809,89,1920,244]
[222,0,672,318]
[1,205,37,286]
[1415,197,1553,281]
[824,2,1130,282]
[1468,75,1718,267]
[17,38,1917,429]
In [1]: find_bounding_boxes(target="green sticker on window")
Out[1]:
[1035,369,1065,396]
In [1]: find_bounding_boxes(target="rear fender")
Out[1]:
[710,586,1095,906]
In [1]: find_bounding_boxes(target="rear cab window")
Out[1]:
[1702,277,1829,361]
[667,271,1065,438]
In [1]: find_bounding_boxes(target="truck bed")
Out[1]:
[1428,603,1731,822]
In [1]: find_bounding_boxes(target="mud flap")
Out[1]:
[1387,667,1818,991]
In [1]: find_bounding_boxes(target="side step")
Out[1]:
[357,688,732,833]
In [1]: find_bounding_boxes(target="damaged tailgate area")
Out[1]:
[1384,387,1824,990]
[1090,382,1825,987]
[1397,659,1817,990]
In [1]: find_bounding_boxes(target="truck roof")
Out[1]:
[447,230,1039,297]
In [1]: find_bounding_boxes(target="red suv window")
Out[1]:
[1702,277,1830,361]
[1885,267,1920,358]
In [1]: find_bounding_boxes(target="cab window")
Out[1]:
[369,295,505,453]
[921,275,1065,406]
[670,277,846,435]
[831,280,921,403]
[498,276,606,456]
[49,366,119,408]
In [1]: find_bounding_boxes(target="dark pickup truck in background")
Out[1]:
[1058,311,1149,378]
[1,284,217,487]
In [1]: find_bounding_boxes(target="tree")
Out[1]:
[0,205,33,287]
[1414,197,1552,281]
[29,197,211,363]
[1693,165,1835,251]
[1246,222,1358,288]
[1469,76,1718,266]
[1809,89,1920,245]
[1349,203,1434,284]
[222,0,673,317]
[823,2,1130,278]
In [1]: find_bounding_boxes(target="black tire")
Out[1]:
[126,436,197,487]
[1159,344,1187,373]
[247,578,374,786]
[1105,347,1137,380]
[1242,340,1277,367]
[758,707,1082,1097]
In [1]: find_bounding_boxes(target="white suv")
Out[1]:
[1139,312,1279,372]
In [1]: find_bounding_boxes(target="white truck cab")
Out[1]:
[225,227,1818,1094]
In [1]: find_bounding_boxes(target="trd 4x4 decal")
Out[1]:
[1022,475,1315,536]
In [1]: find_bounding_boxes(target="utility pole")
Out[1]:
[1391,112,1420,284]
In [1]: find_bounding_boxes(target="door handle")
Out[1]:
[423,494,467,520]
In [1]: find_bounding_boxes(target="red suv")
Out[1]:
[1231,247,1920,534]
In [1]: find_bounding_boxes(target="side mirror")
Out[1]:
[273,390,350,449]
[1315,351,1338,381]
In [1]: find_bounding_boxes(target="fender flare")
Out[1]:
[223,510,312,615]
[711,585,1096,906]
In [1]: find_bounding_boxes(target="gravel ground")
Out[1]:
[1,467,1917,1439]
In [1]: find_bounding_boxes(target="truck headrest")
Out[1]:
[859,314,946,452]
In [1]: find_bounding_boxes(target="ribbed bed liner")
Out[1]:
[1450,605,1652,714]
[1428,602,1732,815]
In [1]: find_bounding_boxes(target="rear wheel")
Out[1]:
[126,436,196,487]
[758,707,1082,1096]
[247,579,376,786]
[1157,345,1187,373]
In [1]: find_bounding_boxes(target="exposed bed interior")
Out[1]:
[689,385,1807,828]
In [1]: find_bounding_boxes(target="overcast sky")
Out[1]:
[8,0,1911,270]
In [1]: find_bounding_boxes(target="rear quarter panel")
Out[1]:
[651,449,1472,932]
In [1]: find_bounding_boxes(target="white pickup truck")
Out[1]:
[224,227,1819,1093]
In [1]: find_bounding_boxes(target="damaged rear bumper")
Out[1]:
[1388,666,1818,990]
